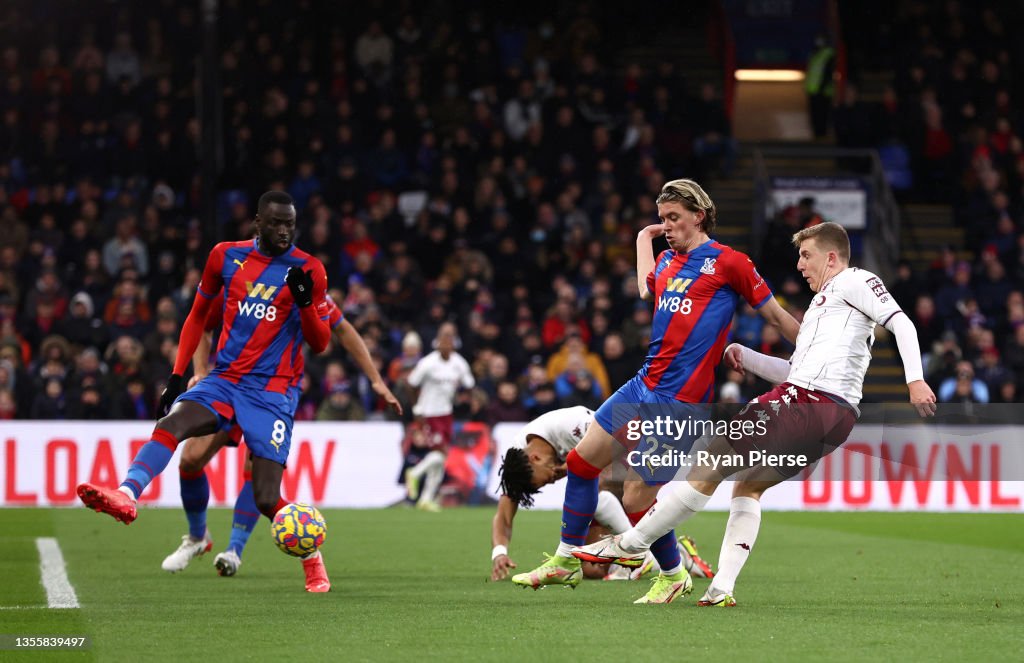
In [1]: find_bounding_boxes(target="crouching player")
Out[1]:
[491,406,714,587]
[77,191,338,592]
[572,222,936,606]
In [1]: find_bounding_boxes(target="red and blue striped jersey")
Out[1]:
[197,239,329,393]
[641,240,772,402]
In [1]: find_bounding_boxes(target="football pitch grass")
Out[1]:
[1,507,1021,662]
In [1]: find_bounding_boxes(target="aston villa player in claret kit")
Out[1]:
[76,191,338,592]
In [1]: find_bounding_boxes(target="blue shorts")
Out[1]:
[595,374,707,485]
[177,375,299,465]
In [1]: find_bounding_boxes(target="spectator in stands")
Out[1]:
[691,83,737,179]
[805,35,835,139]
[0,387,16,419]
[553,363,603,410]
[524,381,560,418]
[938,360,989,403]
[316,381,366,421]
[102,216,149,277]
[484,380,528,426]
[5,2,1016,422]
[975,346,1013,397]
[104,274,151,339]
[106,32,140,86]
[56,291,109,353]
[30,377,66,419]
[911,294,946,353]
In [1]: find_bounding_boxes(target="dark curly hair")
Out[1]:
[498,447,539,508]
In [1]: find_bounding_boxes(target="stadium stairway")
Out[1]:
[862,331,906,402]
[864,205,960,401]
[899,204,965,276]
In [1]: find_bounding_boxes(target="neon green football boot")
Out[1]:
[511,553,582,590]
[697,588,737,607]
[633,569,693,604]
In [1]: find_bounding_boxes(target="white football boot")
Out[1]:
[214,550,242,577]
[161,533,213,572]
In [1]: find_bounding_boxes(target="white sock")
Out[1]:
[620,482,711,551]
[709,497,761,595]
[418,457,446,504]
[594,491,631,534]
[119,485,138,501]
[408,450,445,480]
[555,542,575,558]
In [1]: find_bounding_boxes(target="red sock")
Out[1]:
[627,500,655,525]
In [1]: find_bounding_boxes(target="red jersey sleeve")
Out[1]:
[727,251,773,309]
[198,244,227,298]
[204,292,224,331]
[647,250,668,294]
[325,294,344,330]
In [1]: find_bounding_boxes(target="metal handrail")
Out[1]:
[750,145,902,279]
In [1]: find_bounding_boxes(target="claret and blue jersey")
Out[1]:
[197,239,330,394]
[641,240,772,403]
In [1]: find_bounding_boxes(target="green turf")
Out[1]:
[0,507,1021,662]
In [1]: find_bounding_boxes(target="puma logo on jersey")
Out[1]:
[700,258,717,275]
[233,259,248,269]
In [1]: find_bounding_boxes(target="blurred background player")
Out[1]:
[513,179,799,604]
[573,222,936,607]
[491,405,714,585]
[77,191,337,592]
[403,321,474,511]
[162,291,401,576]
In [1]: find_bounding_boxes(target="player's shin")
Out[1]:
[227,476,260,557]
[121,429,181,499]
[179,468,210,540]
[620,481,711,552]
[557,450,602,558]
[709,496,761,596]
[417,452,446,507]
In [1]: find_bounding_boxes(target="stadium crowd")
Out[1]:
[837,0,1024,404]
[0,0,1020,424]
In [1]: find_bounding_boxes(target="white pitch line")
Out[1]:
[35,538,80,609]
[0,605,48,610]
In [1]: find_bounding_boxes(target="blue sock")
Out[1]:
[560,450,601,547]
[228,480,260,558]
[650,529,683,573]
[180,469,209,540]
[121,431,178,499]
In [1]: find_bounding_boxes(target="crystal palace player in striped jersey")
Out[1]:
[77,191,339,592]
[160,292,401,578]
[512,179,800,604]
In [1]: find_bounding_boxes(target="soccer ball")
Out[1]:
[271,503,327,557]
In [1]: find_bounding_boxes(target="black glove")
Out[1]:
[286,267,314,308]
[159,374,184,416]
